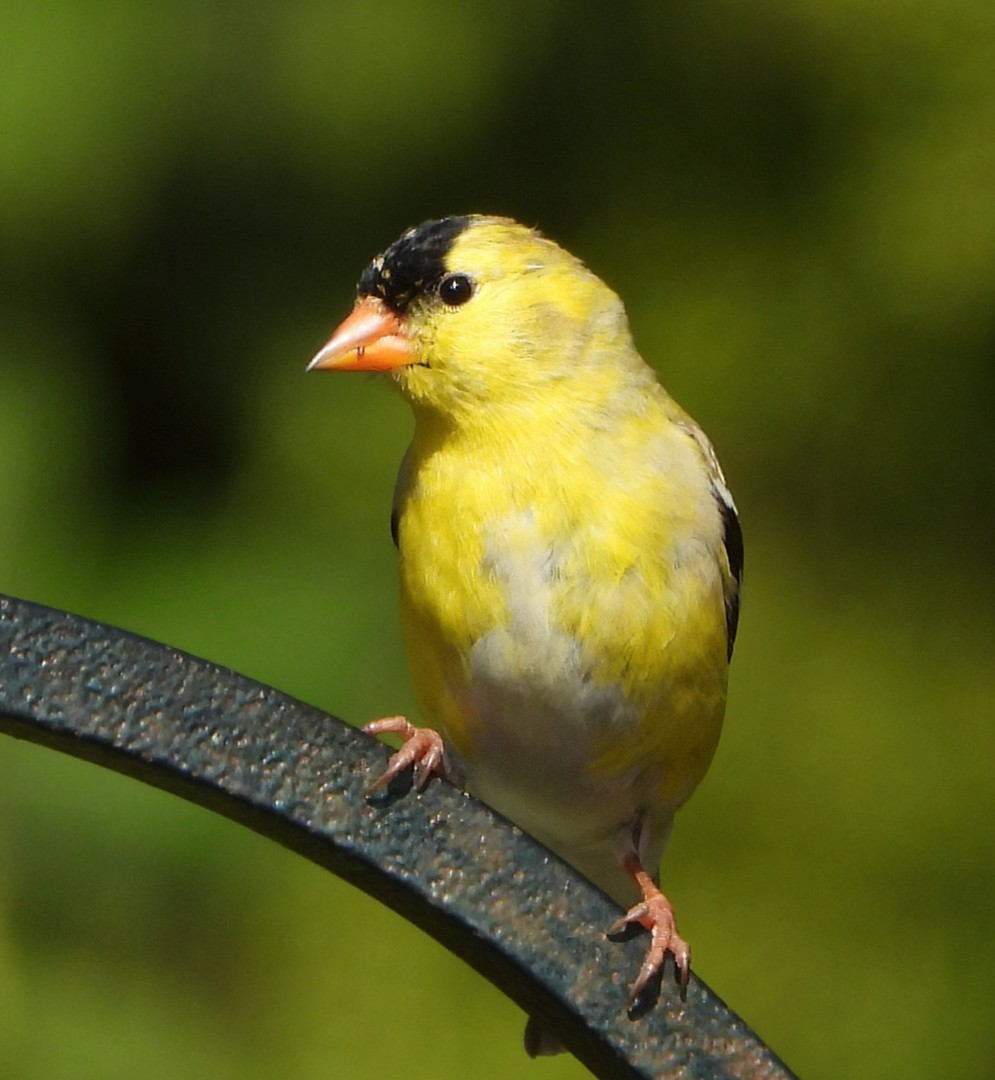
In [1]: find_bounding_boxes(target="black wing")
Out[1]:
[718,495,744,661]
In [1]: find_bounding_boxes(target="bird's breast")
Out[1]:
[395,430,729,860]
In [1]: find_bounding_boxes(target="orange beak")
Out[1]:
[307,297,414,372]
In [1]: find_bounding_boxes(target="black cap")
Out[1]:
[358,216,471,314]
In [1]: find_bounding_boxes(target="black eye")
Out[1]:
[438,273,475,307]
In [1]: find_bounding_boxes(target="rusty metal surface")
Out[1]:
[0,594,796,1079]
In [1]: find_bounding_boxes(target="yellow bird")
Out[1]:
[309,216,742,1053]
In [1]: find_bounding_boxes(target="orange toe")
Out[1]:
[609,890,690,1003]
[362,716,446,793]
[609,850,690,1005]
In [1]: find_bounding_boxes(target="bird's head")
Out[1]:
[309,216,643,420]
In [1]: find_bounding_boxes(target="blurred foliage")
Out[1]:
[1,1,993,1077]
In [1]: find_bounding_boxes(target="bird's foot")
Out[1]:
[362,716,446,794]
[608,889,690,1005]
[608,856,690,1006]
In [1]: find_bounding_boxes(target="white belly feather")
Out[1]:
[445,511,656,899]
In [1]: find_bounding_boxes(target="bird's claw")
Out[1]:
[608,890,690,1005]
[362,716,446,794]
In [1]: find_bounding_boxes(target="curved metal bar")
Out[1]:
[0,594,795,1079]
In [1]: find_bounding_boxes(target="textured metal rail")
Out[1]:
[0,594,796,1079]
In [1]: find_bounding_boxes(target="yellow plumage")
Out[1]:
[309,215,742,1050]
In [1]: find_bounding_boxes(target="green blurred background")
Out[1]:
[1,1,993,1077]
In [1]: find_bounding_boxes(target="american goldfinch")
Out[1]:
[309,216,742,1053]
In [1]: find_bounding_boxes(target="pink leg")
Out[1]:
[362,716,446,794]
[608,830,690,1004]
